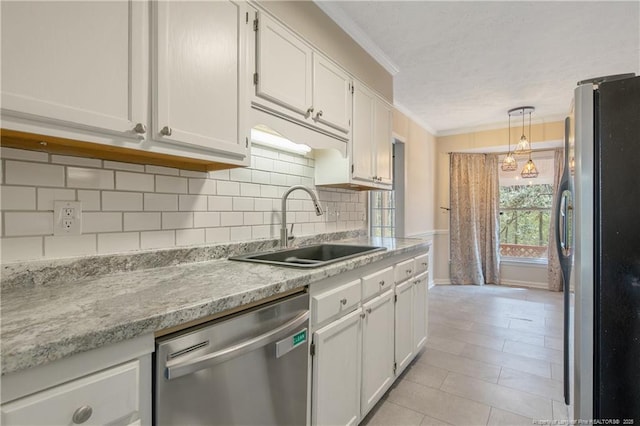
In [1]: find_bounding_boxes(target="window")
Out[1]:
[370,191,395,237]
[499,152,555,260]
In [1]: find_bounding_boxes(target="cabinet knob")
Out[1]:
[366,307,372,314]
[72,405,93,424]
[340,298,347,305]
[133,123,146,134]
[379,280,385,286]
[160,126,172,136]
[422,262,428,266]
[406,269,412,275]
[360,312,366,319]
[315,110,323,118]
[306,107,314,116]
[372,176,378,181]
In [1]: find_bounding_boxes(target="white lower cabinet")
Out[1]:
[312,309,362,426]
[360,289,395,416]
[394,280,414,375]
[413,272,429,351]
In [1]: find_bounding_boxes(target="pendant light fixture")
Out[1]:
[512,106,534,155]
[501,112,517,171]
[519,106,538,178]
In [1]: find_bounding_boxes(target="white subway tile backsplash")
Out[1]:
[208,196,232,211]
[124,212,161,231]
[193,212,220,228]
[5,212,53,236]
[260,184,277,198]
[208,169,229,180]
[179,170,207,178]
[240,183,260,197]
[243,212,263,226]
[83,212,122,233]
[144,193,178,211]
[103,161,145,172]
[254,157,274,172]
[146,165,179,176]
[233,197,253,211]
[265,211,281,225]
[116,171,154,192]
[77,190,101,211]
[176,228,205,246]
[216,180,239,196]
[254,198,273,212]
[251,170,270,184]
[220,211,243,227]
[67,167,113,189]
[285,175,301,186]
[102,191,143,211]
[229,168,252,182]
[1,147,49,162]
[270,173,287,186]
[51,155,101,168]
[206,227,230,243]
[300,223,315,235]
[1,237,43,262]
[188,178,216,195]
[251,225,271,240]
[37,188,76,210]
[1,186,36,210]
[156,175,187,194]
[5,161,65,187]
[179,195,208,212]
[44,234,96,258]
[98,232,139,254]
[230,226,251,242]
[162,212,193,229]
[140,230,174,249]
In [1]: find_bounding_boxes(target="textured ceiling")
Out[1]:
[319,1,640,134]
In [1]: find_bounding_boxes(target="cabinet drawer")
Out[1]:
[394,259,415,284]
[415,253,429,275]
[312,279,361,325]
[1,360,140,425]
[362,267,394,300]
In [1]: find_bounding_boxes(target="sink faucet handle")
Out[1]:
[289,223,295,240]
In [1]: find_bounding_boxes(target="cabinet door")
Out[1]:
[312,55,352,134]
[154,0,248,159]
[312,309,361,426]
[413,272,429,351]
[1,1,146,136]
[351,84,375,182]
[395,280,414,375]
[374,98,393,185]
[255,13,312,119]
[361,289,394,416]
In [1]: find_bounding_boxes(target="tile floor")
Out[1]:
[362,284,570,426]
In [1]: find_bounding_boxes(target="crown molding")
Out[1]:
[393,102,437,136]
[313,1,400,76]
[437,114,567,137]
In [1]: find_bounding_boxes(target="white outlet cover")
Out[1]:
[53,201,82,236]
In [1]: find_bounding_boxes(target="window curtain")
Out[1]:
[449,153,500,285]
[547,148,565,291]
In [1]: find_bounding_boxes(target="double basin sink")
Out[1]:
[229,244,385,268]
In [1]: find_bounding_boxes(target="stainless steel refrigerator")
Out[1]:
[557,73,640,422]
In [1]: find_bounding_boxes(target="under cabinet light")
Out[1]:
[251,128,312,155]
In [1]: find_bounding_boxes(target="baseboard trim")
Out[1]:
[433,279,451,286]
[500,279,548,290]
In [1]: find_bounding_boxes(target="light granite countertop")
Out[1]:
[1,233,429,375]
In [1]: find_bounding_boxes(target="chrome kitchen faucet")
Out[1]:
[281,185,324,248]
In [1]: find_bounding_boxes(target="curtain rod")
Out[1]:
[447,147,559,156]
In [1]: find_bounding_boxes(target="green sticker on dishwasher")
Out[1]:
[293,329,307,346]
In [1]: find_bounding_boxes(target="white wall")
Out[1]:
[0,146,366,263]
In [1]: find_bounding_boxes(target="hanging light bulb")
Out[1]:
[514,107,532,155]
[501,113,517,171]
[521,155,539,178]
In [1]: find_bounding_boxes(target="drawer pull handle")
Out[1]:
[379,280,385,286]
[72,405,93,424]
[340,298,347,305]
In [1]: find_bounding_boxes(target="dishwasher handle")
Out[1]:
[165,310,309,380]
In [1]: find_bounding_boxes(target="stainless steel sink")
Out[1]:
[229,244,385,268]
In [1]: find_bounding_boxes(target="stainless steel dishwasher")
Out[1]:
[154,292,309,425]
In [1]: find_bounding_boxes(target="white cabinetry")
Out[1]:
[252,12,352,141]
[394,279,414,374]
[1,1,146,137]
[413,272,429,351]
[0,334,152,426]
[312,309,361,426]
[153,0,249,163]
[314,80,393,190]
[361,289,395,415]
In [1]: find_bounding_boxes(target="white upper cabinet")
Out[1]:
[153,0,249,162]
[255,13,312,119]
[1,1,146,137]
[252,12,352,141]
[374,98,393,185]
[351,83,375,183]
[312,55,352,133]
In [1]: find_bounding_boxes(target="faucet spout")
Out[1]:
[281,185,324,248]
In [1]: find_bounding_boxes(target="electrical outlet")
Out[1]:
[54,201,82,236]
